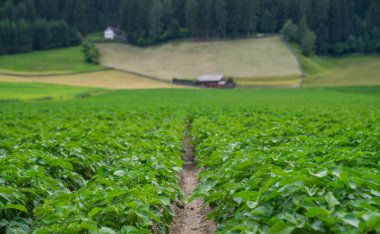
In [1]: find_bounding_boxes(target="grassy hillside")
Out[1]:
[0,46,102,73]
[0,82,102,101]
[0,70,183,90]
[294,46,380,87]
[97,37,303,86]
[0,38,378,89]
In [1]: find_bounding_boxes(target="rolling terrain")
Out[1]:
[0,70,181,92]
[97,36,303,87]
[300,52,380,87]
[0,47,182,92]
[0,38,380,90]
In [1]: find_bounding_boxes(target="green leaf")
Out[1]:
[88,207,103,218]
[195,179,218,194]
[7,227,29,234]
[305,186,317,196]
[247,201,259,209]
[158,197,171,206]
[311,220,325,232]
[324,192,340,207]
[162,206,174,223]
[113,170,126,177]
[250,206,273,218]
[278,184,300,197]
[99,227,116,234]
[233,191,258,204]
[306,207,329,218]
[363,212,380,230]
[269,221,295,234]
[309,169,328,178]
[370,189,380,197]
[59,160,73,170]
[79,221,98,231]
[0,204,28,213]
[342,214,360,228]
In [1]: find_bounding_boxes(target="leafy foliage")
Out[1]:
[82,41,99,64]
[0,105,186,233]
[0,87,379,233]
[192,106,380,233]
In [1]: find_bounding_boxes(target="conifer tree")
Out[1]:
[1,20,13,53]
[148,0,164,41]
[185,0,198,36]
[73,0,88,34]
[301,30,316,56]
[34,19,52,50]
[212,0,227,36]
[297,15,309,43]
[17,20,33,52]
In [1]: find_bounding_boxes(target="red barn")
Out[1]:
[196,74,235,88]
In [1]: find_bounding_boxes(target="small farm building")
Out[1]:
[172,74,235,88]
[197,74,224,83]
[104,27,115,40]
[196,74,235,88]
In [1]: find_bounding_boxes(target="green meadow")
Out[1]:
[295,46,380,87]
[0,47,102,73]
[0,82,102,101]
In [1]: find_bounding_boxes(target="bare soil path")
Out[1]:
[170,121,216,234]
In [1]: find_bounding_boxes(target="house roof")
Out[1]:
[197,74,224,82]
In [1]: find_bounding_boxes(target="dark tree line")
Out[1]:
[0,19,80,54]
[1,0,380,55]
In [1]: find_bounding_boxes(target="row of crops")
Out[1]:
[192,107,380,233]
[1,88,380,233]
[0,105,187,233]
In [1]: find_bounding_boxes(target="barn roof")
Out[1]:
[197,74,224,82]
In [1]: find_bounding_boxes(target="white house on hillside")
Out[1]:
[104,27,115,40]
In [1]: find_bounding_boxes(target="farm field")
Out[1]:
[97,37,303,86]
[1,40,380,89]
[192,97,380,233]
[0,45,186,91]
[1,87,379,233]
[0,82,102,101]
[0,71,181,92]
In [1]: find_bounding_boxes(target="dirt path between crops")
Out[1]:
[170,121,216,234]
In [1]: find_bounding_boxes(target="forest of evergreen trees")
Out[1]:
[1,0,380,55]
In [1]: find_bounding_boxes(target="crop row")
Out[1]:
[192,108,380,233]
[0,107,186,233]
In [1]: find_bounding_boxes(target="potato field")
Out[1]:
[0,88,379,234]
